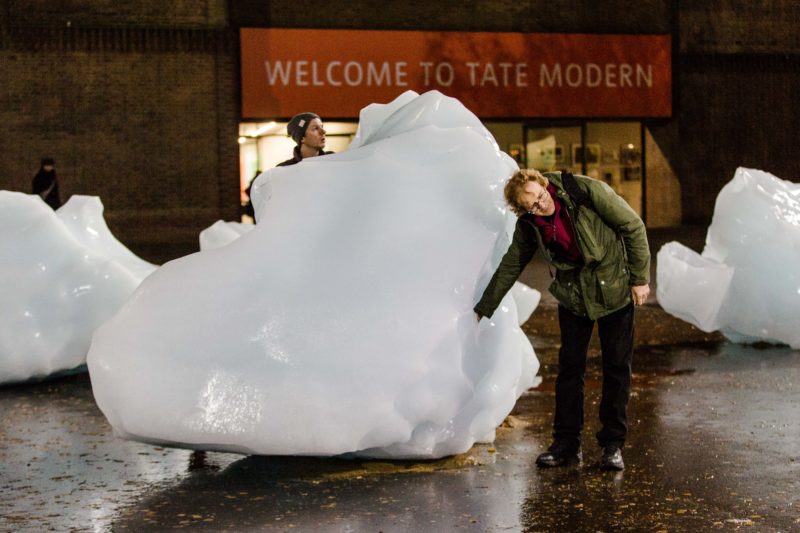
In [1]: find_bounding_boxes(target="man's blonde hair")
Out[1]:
[504,169,550,217]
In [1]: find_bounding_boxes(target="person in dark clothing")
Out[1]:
[474,168,650,471]
[245,113,333,223]
[32,157,61,210]
[277,112,333,167]
[243,170,261,220]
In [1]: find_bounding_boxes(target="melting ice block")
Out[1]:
[656,242,734,332]
[657,167,800,348]
[88,90,540,458]
[199,220,254,251]
[0,193,156,384]
[509,282,541,326]
[199,219,540,325]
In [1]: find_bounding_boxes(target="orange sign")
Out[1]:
[241,28,671,119]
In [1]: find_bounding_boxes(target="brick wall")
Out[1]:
[670,1,800,222]
[0,1,238,262]
[233,0,671,33]
[2,0,797,249]
[6,0,228,28]
[680,1,800,55]
[672,55,799,223]
[645,127,681,227]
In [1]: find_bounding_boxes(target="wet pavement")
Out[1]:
[2,227,800,532]
[2,304,798,532]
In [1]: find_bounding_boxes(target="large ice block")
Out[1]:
[199,219,540,325]
[0,193,156,384]
[657,167,800,348]
[88,90,540,458]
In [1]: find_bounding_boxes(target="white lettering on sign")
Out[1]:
[620,63,632,86]
[325,61,341,86]
[311,62,324,86]
[539,63,654,88]
[436,63,454,86]
[516,63,528,87]
[367,62,390,86]
[465,62,528,87]
[420,62,433,85]
[295,60,309,85]
[264,61,410,87]
[420,62,454,86]
[586,64,601,87]
[636,64,652,87]
[395,62,408,86]
[481,63,498,86]
[263,60,653,90]
[565,64,581,87]
[344,61,362,86]
[265,61,291,85]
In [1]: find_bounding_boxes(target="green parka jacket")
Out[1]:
[474,172,650,321]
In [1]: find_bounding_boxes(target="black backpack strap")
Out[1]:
[559,169,591,210]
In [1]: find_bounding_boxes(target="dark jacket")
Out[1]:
[474,172,650,321]
[32,169,61,210]
[276,146,333,167]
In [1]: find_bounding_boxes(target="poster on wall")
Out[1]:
[240,29,672,119]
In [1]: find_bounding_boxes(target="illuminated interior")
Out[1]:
[238,121,358,205]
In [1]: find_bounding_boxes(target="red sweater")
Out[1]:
[532,184,582,263]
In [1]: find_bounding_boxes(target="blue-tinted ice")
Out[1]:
[88,91,541,458]
[0,193,156,384]
[657,167,800,348]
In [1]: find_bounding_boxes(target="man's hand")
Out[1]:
[630,284,650,306]
[474,312,482,322]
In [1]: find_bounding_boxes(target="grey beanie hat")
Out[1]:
[287,112,320,145]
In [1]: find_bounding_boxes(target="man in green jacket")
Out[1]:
[474,168,650,470]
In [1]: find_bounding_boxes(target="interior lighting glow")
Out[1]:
[250,121,277,137]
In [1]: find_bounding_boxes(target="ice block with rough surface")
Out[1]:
[657,167,800,348]
[88,91,540,458]
[0,193,156,384]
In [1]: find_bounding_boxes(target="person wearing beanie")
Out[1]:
[277,112,333,167]
[32,157,61,210]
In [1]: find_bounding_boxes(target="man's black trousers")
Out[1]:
[553,303,634,451]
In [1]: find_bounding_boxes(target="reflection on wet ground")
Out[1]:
[1,304,799,532]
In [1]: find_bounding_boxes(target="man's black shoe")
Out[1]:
[535,445,582,468]
[599,446,624,471]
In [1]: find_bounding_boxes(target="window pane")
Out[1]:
[525,126,581,173]
[586,122,642,215]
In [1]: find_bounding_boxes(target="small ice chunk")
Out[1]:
[199,220,254,251]
[0,193,156,384]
